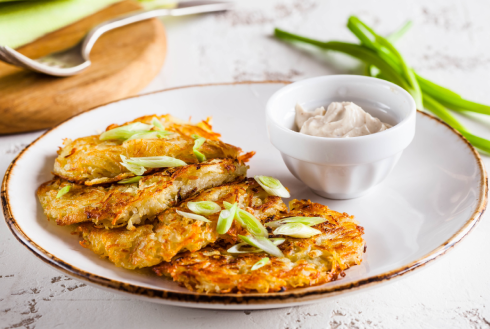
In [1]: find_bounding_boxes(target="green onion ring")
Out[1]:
[273,222,322,238]
[187,201,221,215]
[193,137,207,162]
[223,201,268,237]
[265,216,327,228]
[239,235,284,258]
[151,117,166,131]
[251,257,271,271]
[254,175,290,198]
[176,210,211,223]
[216,202,237,234]
[100,122,153,141]
[227,238,285,254]
[125,131,172,141]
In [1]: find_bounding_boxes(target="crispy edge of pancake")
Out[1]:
[108,115,222,141]
[77,179,288,269]
[153,200,365,294]
[37,159,247,228]
[54,129,242,186]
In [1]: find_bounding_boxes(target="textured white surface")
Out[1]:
[1,0,490,328]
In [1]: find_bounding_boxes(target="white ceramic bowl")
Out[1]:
[266,75,416,199]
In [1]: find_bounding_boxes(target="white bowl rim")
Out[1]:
[266,75,417,143]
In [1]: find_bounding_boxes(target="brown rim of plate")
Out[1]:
[1,81,488,306]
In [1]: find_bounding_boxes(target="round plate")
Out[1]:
[2,82,487,310]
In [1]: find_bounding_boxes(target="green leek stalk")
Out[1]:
[273,17,490,153]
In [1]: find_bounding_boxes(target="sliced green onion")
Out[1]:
[273,223,322,238]
[56,185,71,198]
[117,176,143,184]
[270,238,286,246]
[125,131,172,141]
[239,235,284,258]
[187,201,221,215]
[227,238,285,254]
[121,155,187,169]
[216,202,237,234]
[236,209,269,237]
[176,210,211,223]
[191,134,200,140]
[265,217,327,228]
[251,257,270,271]
[223,201,268,237]
[100,122,153,141]
[254,176,290,198]
[227,243,263,254]
[120,155,146,175]
[151,117,166,131]
[193,137,206,162]
[223,201,234,209]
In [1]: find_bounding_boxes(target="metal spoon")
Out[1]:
[0,1,232,77]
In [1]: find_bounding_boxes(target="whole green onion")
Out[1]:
[274,17,490,153]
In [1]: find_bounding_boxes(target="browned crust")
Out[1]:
[154,199,364,294]
[53,115,242,185]
[37,159,244,227]
[77,178,287,269]
[1,81,487,307]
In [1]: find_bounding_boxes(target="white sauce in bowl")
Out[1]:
[296,102,391,138]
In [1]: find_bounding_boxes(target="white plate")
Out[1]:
[2,82,487,310]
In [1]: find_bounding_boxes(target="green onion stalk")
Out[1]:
[274,16,490,153]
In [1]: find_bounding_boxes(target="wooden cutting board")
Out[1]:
[0,0,166,134]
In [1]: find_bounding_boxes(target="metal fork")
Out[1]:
[0,1,232,77]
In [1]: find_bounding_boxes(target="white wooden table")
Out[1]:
[2,0,490,328]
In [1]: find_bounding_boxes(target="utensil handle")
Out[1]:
[81,8,169,58]
[81,2,232,59]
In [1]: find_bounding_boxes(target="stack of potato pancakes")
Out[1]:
[37,114,365,294]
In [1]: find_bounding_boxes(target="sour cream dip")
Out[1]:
[295,102,391,138]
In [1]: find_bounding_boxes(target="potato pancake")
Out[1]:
[37,159,246,229]
[77,179,288,269]
[153,200,365,293]
[54,115,243,185]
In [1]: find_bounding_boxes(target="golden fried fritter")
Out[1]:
[77,179,288,269]
[153,200,365,293]
[37,159,247,229]
[54,115,243,185]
